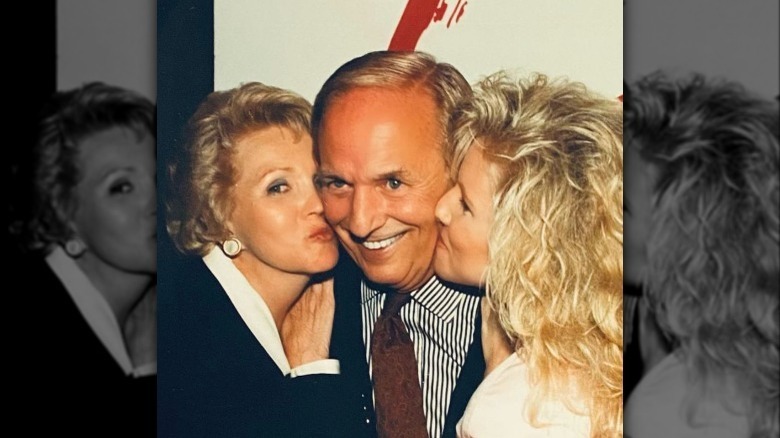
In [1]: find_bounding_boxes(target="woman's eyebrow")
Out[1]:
[255,166,293,183]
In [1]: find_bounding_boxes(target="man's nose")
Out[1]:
[348,186,385,238]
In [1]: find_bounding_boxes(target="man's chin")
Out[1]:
[361,264,439,293]
[360,264,404,288]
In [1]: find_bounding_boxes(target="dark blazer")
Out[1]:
[329,252,485,438]
[158,254,350,437]
[12,254,155,436]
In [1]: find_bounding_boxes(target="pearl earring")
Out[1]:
[222,238,243,257]
[64,239,86,257]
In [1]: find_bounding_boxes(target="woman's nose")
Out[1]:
[435,187,457,226]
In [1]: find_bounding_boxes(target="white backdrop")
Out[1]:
[215,0,623,102]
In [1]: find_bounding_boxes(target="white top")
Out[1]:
[45,246,156,377]
[625,352,750,438]
[202,247,339,377]
[457,353,590,438]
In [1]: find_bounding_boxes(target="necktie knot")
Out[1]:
[381,291,413,317]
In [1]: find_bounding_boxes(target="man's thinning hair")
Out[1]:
[311,50,472,159]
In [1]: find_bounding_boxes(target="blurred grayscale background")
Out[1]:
[624,1,778,437]
[7,1,157,435]
[58,1,155,100]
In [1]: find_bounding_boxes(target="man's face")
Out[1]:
[317,88,450,292]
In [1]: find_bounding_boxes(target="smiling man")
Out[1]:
[304,51,483,438]
[317,85,448,291]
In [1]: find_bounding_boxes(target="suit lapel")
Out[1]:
[442,297,485,438]
[331,252,378,436]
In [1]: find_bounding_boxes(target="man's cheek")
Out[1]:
[390,197,436,224]
[322,196,349,224]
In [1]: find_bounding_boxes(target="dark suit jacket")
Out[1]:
[329,252,485,438]
[12,254,155,436]
[158,254,350,437]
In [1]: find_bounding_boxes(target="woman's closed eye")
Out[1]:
[460,198,471,214]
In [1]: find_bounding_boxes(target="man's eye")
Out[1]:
[387,178,402,190]
[317,176,347,190]
[110,181,133,195]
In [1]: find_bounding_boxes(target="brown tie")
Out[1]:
[371,292,429,438]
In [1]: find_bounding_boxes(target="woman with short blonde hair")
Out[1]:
[160,82,342,437]
[167,82,312,254]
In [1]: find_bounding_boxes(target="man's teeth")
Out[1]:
[362,235,401,250]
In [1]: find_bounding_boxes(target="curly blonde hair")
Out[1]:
[166,82,312,255]
[625,72,779,437]
[448,72,623,436]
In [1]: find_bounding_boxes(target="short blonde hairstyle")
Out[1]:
[448,72,623,436]
[10,82,155,254]
[166,82,312,255]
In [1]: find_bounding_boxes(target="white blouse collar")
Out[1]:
[46,246,154,376]
[202,247,291,374]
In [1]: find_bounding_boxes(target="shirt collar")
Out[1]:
[361,275,469,323]
[202,247,291,374]
[46,246,138,376]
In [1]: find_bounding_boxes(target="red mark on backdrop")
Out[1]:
[389,0,469,51]
[447,0,467,28]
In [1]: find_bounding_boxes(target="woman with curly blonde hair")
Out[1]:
[624,73,779,438]
[434,72,623,437]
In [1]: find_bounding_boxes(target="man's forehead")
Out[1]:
[318,145,407,173]
[319,149,446,189]
[330,86,433,106]
[322,87,438,126]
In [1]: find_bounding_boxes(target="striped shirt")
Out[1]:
[361,275,480,438]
